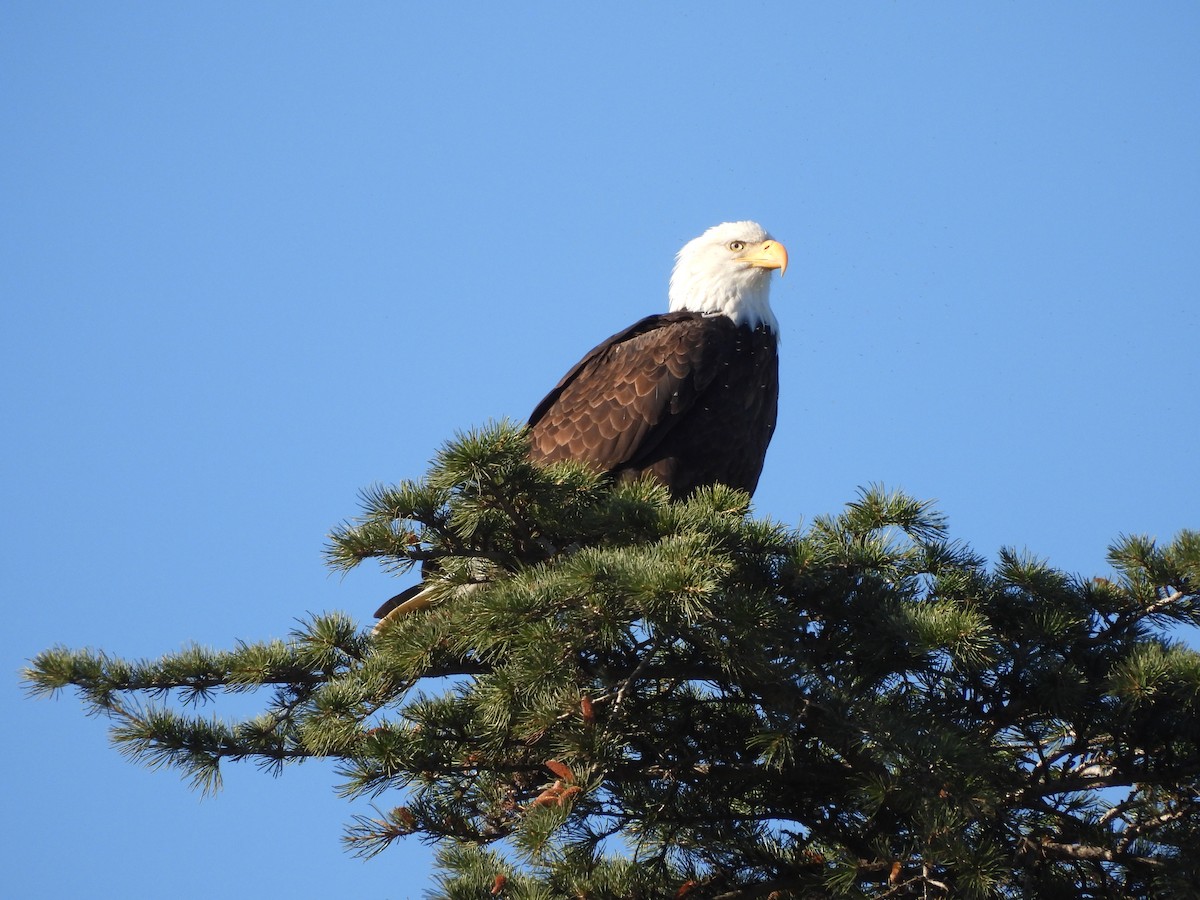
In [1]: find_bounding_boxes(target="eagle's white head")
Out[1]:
[668,221,788,331]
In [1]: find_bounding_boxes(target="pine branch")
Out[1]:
[1033,839,1169,869]
[24,423,1200,898]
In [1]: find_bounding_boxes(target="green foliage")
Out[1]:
[24,422,1200,898]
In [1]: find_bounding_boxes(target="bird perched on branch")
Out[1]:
[374,220,788,628]
[526,220,787,499]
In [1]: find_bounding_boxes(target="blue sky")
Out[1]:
[3,3,1197,897]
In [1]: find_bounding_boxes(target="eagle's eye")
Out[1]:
[728,241,746,252]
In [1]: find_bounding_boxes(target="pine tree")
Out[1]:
[24,422,1200,899]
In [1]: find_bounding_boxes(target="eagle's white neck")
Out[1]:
[668,271,778,332]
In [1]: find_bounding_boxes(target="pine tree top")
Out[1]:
[24,422,1200,899]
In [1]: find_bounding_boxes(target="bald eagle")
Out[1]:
[527,220,787,498]
[373,221,787,627]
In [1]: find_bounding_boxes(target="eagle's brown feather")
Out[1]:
[527,311,778,498]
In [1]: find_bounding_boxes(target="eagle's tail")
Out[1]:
[372,584,435,634]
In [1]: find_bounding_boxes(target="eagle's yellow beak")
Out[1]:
[736,240,788,276]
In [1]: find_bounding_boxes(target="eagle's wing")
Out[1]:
[527,312,732,475]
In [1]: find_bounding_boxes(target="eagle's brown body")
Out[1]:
[527,311,779,498]
[373,221,787,627]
